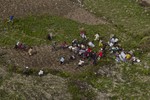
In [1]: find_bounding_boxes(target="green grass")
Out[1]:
[84,0,150,33]
[68,79,96,100]
[84,0,150,51]
[0,15,119,51]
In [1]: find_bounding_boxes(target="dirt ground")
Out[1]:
[0,45,91,73]
[0,0,106,25]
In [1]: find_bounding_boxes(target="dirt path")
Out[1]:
[0,0,106,25]
[65,7,107,25]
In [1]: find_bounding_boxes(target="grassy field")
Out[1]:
[84,0,150,50]
[0,0,150,100]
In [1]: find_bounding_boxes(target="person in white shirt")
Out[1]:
[88,41,95,48]
[78,60,85,67]
[16,41,20,46]
[60,57,65,64]
[38,69,44,76]
[94,33,100,41]
[119,51,126,62]
[110,38,118,43]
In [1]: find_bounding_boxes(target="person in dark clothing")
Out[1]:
[23,67,30,76]
[93,58,97,65]
[91,52,98,65]
[70,55,76,60]
[72,39,78,46]
[69,55,76,60]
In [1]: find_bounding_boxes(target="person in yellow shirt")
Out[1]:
[126,54,131,60]
[99,40,103,48]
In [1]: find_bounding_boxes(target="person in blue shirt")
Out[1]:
[8,16,14,23]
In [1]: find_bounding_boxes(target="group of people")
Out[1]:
[15,41,27,50]
[108,34,141,63]
[58,27,141,68]
[13,20,140,76]
[14,41,34,56]
[58,28,107,67]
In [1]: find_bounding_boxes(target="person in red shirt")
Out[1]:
[98,51,103,57]
[87,47,92,53]
[84,47,92,58]
[97,49,103,60]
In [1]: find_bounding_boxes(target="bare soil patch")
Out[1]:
[0,0,106,25]
[1,46,90,73]
[139,0,150,7]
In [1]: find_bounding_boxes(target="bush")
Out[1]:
[139,36,150,52]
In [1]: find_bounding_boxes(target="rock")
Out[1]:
[139,0,150,7]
